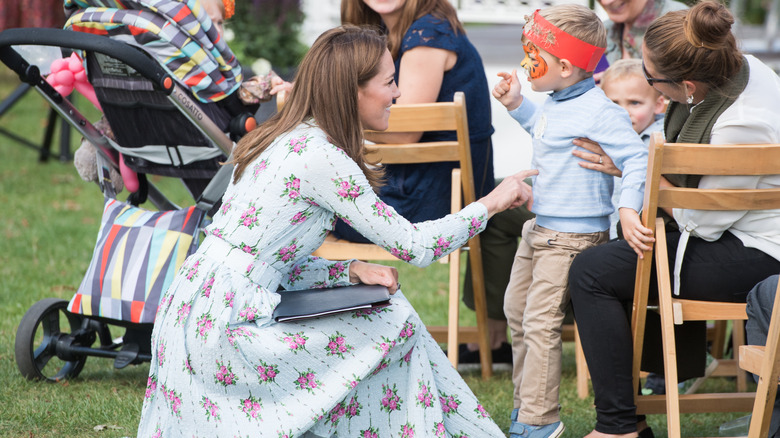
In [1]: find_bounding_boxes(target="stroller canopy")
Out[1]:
[64,0,243,103]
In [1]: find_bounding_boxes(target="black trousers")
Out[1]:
[569,230,780,434]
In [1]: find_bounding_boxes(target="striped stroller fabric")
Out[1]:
[64,0,242,103]
[69,197,204,324]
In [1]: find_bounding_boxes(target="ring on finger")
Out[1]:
[598,155,603,165]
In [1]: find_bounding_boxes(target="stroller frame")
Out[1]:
[0,27,237,381]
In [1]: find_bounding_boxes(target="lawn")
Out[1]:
[0,69,752,437]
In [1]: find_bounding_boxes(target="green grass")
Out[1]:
[0,70,754,437]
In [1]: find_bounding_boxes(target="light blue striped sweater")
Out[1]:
[509,78,648,233]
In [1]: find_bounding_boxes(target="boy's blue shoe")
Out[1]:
[509,409,565,438]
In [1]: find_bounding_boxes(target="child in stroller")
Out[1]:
[65,0,280,200]
[5,0,281,382]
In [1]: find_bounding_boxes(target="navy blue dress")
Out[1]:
[335,14,495,242]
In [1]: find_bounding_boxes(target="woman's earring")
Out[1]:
[687,94,694,104]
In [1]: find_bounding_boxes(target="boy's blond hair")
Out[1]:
[539,4,607,51]
[601,59,661,97]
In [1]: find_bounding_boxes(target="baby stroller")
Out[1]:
[2,0,258,382]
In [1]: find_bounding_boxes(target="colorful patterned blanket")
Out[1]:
[64,0,243,103]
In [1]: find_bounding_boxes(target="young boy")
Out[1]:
[600,58,666,239]
[492,5,649,437]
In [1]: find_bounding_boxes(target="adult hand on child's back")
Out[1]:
[492,69,523,111]
[349,261,400,294]
[478,169,538,219]
[572,137,622,177]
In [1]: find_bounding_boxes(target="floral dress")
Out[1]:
[136,122,503,437]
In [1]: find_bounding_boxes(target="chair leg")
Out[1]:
[446,249,460,368]
[733,320,749,392]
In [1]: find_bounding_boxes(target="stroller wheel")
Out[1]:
[15,298,88,382]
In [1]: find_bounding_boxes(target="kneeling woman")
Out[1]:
[137,25,534,437]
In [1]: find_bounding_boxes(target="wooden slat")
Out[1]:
[364,141,459,164]
[674,299,748,322]
[661,143,780,175]
[636,393,755,414]
[658,188,780,211]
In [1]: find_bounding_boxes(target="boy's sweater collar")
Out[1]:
[550,77,596,102]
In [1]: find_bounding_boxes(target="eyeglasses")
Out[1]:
[642,62,679,86]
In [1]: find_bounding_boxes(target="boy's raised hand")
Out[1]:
[492,69,523,111]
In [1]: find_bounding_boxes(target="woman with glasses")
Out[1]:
[568,2,780,437]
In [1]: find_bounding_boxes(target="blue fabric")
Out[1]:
[334,15,494,242]
[508,78,648,233]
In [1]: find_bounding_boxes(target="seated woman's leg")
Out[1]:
[569,239,640,434]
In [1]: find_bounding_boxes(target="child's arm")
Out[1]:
[618,208,655,258]
[492,69,523,111]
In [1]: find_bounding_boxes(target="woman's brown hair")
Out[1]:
[230,25,387,187]
[341,0,464,59]
[643,0,742,90]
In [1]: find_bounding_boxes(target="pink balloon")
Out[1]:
[119,153,140,193]
[54,69,75,86]
[52,84,72,95]
[74,82,102,111]
[67,53,82,72]
[50,58,67,72]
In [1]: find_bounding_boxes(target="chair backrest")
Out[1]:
[364,91,477,205]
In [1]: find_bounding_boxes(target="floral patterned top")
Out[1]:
[204,121,488,323]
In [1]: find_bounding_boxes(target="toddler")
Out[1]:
[601,58,666,238]
[492,5,649,437]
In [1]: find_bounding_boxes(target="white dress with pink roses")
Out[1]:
[136,122,504,438]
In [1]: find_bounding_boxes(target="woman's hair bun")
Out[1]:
[683,0,734,50]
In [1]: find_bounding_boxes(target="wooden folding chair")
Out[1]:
[631,133,780,437]
[739,275,780,438]
[279,91,494,378]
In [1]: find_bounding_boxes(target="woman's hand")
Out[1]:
[572,137,622,177]
[619,208,655,258]
[478,169,538,218]
[349,261,400,294]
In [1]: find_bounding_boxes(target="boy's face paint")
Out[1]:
[521,43,548,79]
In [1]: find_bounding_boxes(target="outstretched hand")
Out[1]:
[349,261,400,294]
[478,169,538,219]
[492,69,523,111]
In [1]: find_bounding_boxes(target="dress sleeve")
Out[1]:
[400,15,458,54]
[281,256,358,290]
[293,137,488,269]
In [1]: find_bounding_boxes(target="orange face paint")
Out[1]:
[521,44,548,79]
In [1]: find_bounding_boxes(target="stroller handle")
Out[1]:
[0,27,172,95]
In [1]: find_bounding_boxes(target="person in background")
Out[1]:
[340,0,503,363]
[570,2,780,436]
[492,5,648,436]
[595,0,687,81]
[596,58,665,239]
[338,0,495,236]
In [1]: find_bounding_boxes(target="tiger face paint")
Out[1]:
[521,43,548,79]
